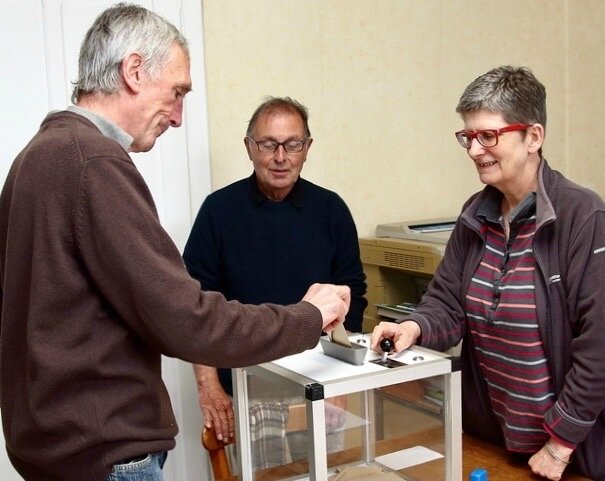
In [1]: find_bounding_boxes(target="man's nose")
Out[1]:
[169,103,184,127]
[273,144,287,162]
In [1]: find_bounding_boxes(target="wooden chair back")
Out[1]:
[201,426,235,481]
[201,403,307,480]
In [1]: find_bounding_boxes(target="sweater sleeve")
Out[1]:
[544,209,605,444]
[183,195,223,292]
[330,196,367,333]
[75,155,323,366]
[405,217,468,352]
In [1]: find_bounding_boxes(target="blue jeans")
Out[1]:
[106,452,167,481]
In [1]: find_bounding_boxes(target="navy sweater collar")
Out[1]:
[247,173,304,207]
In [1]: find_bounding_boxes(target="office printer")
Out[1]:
[374,217,456,245]
[359,217,456,277]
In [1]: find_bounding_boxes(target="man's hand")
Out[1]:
[302,283,350,332]
[325,395,347,433]
[193,364,234,442]
[370,320,421,354]
[528,440,573,481]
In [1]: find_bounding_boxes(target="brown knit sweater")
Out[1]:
[0,111,322,481]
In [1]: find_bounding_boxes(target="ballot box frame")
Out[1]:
[232,344,462,481]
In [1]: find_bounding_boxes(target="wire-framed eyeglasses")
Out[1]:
[246,136,309,153]
[454,123,530,149]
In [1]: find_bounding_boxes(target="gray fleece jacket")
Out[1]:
[407,159,605,479]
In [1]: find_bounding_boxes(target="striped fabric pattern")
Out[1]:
[249,400,290,469]
[465,215,554,452]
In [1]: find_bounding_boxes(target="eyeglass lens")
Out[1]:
[255,139,305,153]
[457,131,498,149]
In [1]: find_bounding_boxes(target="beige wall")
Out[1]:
[200,0,604,237]
[568,2,605,194]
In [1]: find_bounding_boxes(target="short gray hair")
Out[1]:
[456,66,547,129]
[246,97,311,138]
[71,3,189,103]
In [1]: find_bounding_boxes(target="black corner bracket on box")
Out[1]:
[305,382,324,401]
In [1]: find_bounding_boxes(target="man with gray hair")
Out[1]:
[0,4,349,481]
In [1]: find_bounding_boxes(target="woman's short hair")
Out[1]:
[456,66,547,129]
[71,3,188,103]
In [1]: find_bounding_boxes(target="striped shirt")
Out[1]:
[465,191,554,452]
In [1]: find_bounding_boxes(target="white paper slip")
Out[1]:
[375,445,443,470]
[330,322,351,347]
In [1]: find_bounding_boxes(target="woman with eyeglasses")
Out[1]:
[371,66,605,481]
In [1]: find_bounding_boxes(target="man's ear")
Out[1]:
[302,138,313,162]
[121,52,144,94]
[244,137,253,160]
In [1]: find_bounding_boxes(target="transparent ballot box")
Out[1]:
[233,334,462,481]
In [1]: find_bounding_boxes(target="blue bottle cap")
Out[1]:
[469,468,488,481]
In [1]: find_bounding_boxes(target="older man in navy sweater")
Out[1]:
[183,97,367,466]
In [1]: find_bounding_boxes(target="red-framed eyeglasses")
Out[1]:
[455,123,530,149]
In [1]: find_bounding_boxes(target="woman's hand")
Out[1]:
[528,440,573,481]
[370,320,421,354]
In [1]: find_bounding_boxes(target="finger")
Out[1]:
[208,413,228,441]
[334,285,351,303]
[217,409,232,441]
[217,417,227,441]
[369,327,384,350]
[393,335,410,353]
[304,283,321,297]
[202,407,213,429]
[226,408,235,438]
[208,407,227,440]
[370,324,397,350]
[323,318,341,333]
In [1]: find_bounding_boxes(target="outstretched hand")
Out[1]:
[302,283,350,332]
[370,320,421,354]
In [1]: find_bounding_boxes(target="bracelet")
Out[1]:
[545,441,572,465]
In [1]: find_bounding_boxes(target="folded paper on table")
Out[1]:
[329,465,401,481]
[376,445,443,470]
